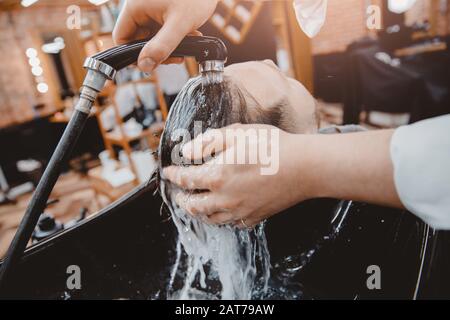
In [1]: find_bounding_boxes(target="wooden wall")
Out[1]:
[0,6,93,129]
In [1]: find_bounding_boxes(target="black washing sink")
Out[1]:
[1,180,449,299]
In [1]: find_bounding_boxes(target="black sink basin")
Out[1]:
[1,180,449,299]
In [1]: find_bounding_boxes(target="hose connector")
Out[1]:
[75,58,114,114]
[199,60,225,85]
[83,57,116,80]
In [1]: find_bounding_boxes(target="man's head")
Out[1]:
[224,60,318,134]
[159,60,318,168]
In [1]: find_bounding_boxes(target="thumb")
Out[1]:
[137,15,192,72]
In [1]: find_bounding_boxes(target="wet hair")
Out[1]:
[159,75,285,170]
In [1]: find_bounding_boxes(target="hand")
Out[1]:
[162,124,312,229]
[113,0,218,72]
[162,124,403,229]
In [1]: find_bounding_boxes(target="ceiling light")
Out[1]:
[21,0,39,8]
[31,66,43,76]
[37,83,49,93]
[388,0,417,14]
[25,48,37,58]
[42,37,66,54]
[28,57,41,67]
[88,0,110,6]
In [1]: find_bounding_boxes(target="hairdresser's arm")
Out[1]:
[163,124,403,228]
[113,0,218,72]
[294,129,402,207]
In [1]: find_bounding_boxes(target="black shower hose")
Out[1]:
[0,110,89,295]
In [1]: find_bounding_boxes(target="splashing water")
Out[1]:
[160,187,271,300]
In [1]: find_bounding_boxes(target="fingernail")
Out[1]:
[138,58,155,72]
[181,143,192,158]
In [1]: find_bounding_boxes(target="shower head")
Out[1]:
[84,35,228,86]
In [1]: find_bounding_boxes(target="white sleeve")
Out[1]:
[292,0,328,38]
[390,115,450,230]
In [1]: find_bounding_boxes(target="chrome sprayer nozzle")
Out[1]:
[199,60,225,85]
[83,58,116,81]
[90,35,227,73]
[199,60,225,74]
[84,36,228,87]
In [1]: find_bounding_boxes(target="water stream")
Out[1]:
[161,190,271,300]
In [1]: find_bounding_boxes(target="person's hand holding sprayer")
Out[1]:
[113,0,219,72]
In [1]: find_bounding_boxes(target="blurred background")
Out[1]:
[0,0,448,257]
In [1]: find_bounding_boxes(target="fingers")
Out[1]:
[206,212,235,225]
[188,30,203,37]
[175,192,221,216]
[174,190,260,228]
[112,5,139,45]
[160,30,201,65]
[182,129,228,162]
[163,165,220,191]
[114,29,199,65]
[182,123,247,162]
[174,191,236,225]
[162,57,185,65]
[137,14,193,72]
[233,218,258,230]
